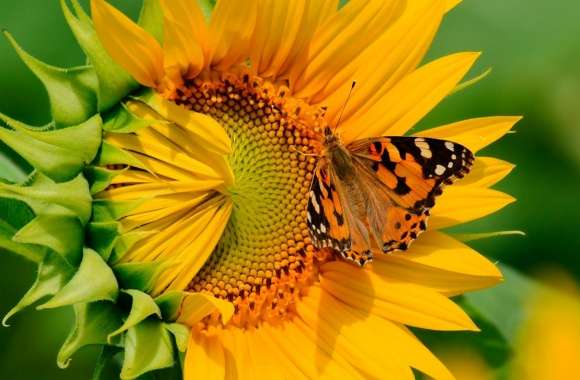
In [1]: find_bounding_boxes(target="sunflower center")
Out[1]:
[168,71,328,328]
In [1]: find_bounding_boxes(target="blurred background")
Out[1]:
[0,0,579,379]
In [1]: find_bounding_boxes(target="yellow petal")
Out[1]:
[253,0,338,78]
[457,157,515,188]
[184,333,225,380]
[159,0,206,80]
[316,0,445,123]
[430,187,516,229]
[206,0,258,70]
[375,231,503,294]
[154,198,233,293]
[341,52,480,142]
[290,0,406,99]
[146,93,232,155]
[106,132,221,180]
[445,0,463,12]
[416,116,522,153]
[250,326,307,379]
[266,313,367,379]
[298,286,454,380]
[91,0,164,88]
[178,292,234,326]
[320,261,478,331]
[97,179,223,201]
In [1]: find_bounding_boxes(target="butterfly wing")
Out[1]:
[348,136,474,252]
[307,158,373,266]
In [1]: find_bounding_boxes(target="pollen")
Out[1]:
[168,71,327,328]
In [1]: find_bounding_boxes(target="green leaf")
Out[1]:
[0,141,34,184]
[61,0,139,112]
[154,291,185,322]
[102,103,156,133]
[464,264,536,342]
[164,323,190,352]
[95,141,147,171]
[0,114,102,182]
[13,213,83,266]
[0,197,35,230]
[139,0,164,43]
[57,301,124,369]
[92,198,145,222]
[39,248,119,309]
[87,221,120,262]
[0,173,92,224]
[112,230,156,262]
[114,261,171,294]
[2,252,74,326]
[107,289,162,342]
[121,319,175,379]
[3,31,98,126]
[85,166,126,195]
[93,346,123,380]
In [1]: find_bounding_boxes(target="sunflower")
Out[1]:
[0,0,519,379]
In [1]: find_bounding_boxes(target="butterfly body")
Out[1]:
[307,127,474,266]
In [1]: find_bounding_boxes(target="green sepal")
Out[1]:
[95,141,147,171]
[139,0,164,43]
[0,173,92,224]
[92,198,145,223]
[108,289,162,342]
[164,323,190,352]
[87,221,120,261]
[3,31,98,127]
[0,141,34,184]
[85,166,126,194]
[121,318,175,379]
[0,198,43,262]
[13,213,83,266]
[39,248,119,309]
[154,291,186,322]
[112,230,156,262]
[0,114,102,182]
[2,252,74,326]
[57,301,124,369]
[197,0,215,22]
[61,0,139,112]
[93,346,123,380]
[102,103,156,133]
[114,261,171,294]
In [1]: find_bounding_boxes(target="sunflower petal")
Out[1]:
[445,0,463,12]
[320,261,478,331]
[374,231,503,295]
[206,0,258,69]
[291,0,406,99]
[178,292,234,326]
[184,334,226,380]
[252,0,338,78]
[159,0,206,81]
[431,187,516,229]
[317,0,445,123]
[416,116,522,152]
[341,52,480,142]
[457,157,515,188]
[298,286,454,380]
[91,0,164,88]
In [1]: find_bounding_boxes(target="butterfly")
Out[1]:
[306,126,474,266]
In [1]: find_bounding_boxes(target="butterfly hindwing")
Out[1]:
[307,159,373,266]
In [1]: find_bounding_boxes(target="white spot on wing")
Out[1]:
[310,191,320,213]
[445,142,455,151]
[435,164,446,175]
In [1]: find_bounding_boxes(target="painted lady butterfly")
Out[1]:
[307,126,474,266]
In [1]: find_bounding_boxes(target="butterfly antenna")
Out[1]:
[335,81,357,129]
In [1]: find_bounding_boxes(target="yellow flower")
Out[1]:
[90,0,519,378]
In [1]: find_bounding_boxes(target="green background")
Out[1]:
[0,0,579,379]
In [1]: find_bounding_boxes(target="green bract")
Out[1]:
[0,1,196,378]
